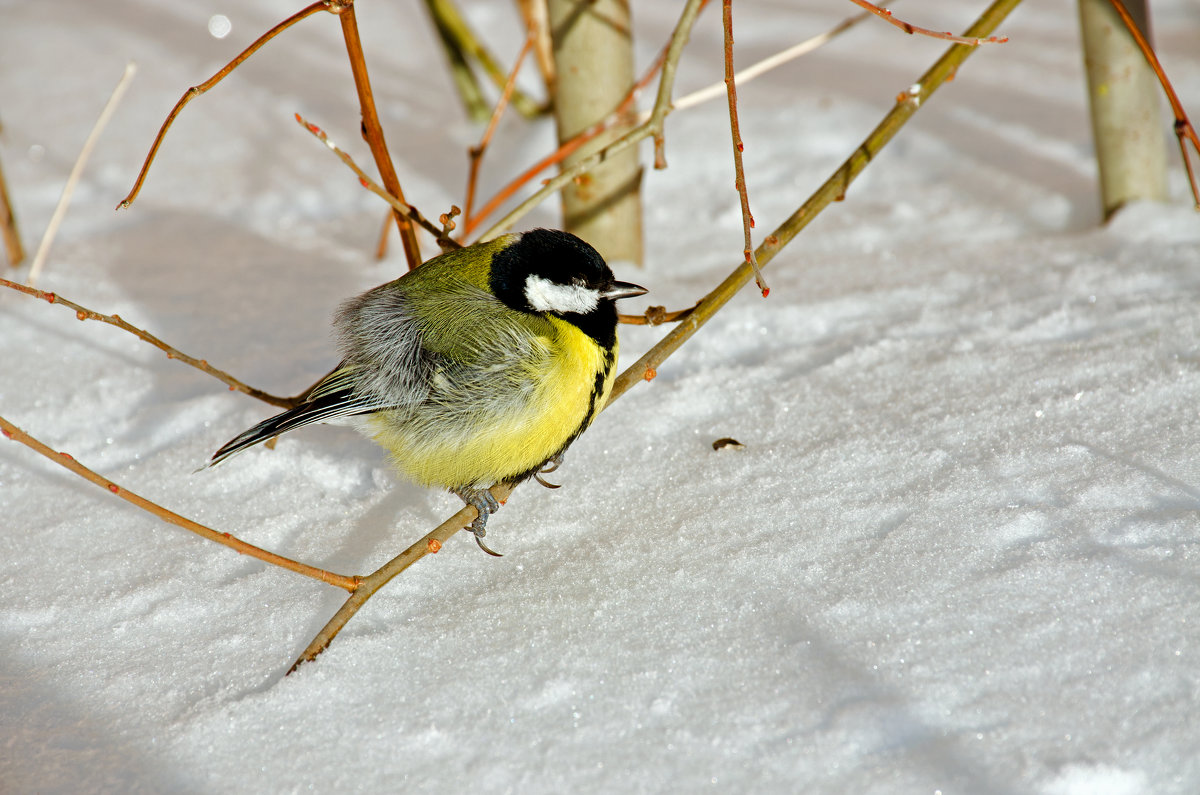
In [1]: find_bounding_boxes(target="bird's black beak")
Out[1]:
[601,280,648,301]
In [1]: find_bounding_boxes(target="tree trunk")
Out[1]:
[547,0,643,265]
[1077,0,1168,219]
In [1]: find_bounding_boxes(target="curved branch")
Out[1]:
[117,1,329,210]
[0,414,359,592]
[1,278,296,408]
[289,483,513,672]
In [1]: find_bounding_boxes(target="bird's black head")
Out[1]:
[489,229,646,347]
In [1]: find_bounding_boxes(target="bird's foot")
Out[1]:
[453,487,503,557]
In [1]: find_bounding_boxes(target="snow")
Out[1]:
[2,1,1199,792]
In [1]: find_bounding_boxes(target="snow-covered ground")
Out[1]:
[2,1,1198,792]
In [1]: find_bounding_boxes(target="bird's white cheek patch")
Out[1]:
[524,275,600,314]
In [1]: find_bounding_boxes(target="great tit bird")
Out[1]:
[208,228,646,555]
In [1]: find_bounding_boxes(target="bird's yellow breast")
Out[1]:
[368,315,615,490]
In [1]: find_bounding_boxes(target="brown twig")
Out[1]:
[466,0,870,241]
[847,0,1009,45]
[461,15,677,239]
[0,414,359,592]
[478,0,709,242]
[117,1,328,210]
[672,10,872,114]
[722,0,767,297]
[331,1,424,271]
[0,277,296,408]
[619,302,699,326]
[463,31,536,233]
[1105,0,1200,209]
[289,483,513,672]
[295,114,462,251]
[0,147,23,267]
[515,0,556,96]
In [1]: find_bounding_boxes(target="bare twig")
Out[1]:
[0,147,23,267]
[0,414,359,591]
[515,0,556,96]
[29,62,137,287]
[116,0,425,269]
[461,19,673,239]
[1105,0,1200,208]
[847,0,1009,45]
[295,114,462,251]
[619,302,699,326]
[479,0,709,242]
[0,277,296,408]
[289,483,513,672]
[462,3,876,241]
[722,0,767,297]
[671,10,872,114]
[463,31,536,232]
[424,0,543,119]
[332,1,424,270]
[117,1,328,210]
[424,0,491,123]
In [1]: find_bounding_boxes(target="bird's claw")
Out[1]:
[455,487,504,557]
[535,456,563,489]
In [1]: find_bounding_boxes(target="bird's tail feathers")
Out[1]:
[206,384,376,468]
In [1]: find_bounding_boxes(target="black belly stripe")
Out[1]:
[501,345,615,486]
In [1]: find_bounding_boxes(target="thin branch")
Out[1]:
[722,0,767,297]
[117,1,328,210]
[424,0,491,123]
[289,483,513,672]
[618,302,699,326]
[0,146,23,267]
[332,1,424,270]
[478,0,709,242]
[515,0,556,96]
[673,10,871,113]
[607,0,1023,405]
[0,414,359,592]
[1105,0,1200,209]
[424,0,544,119]
[0,277,296,408]
[847,0,1009,45]
[461,22,672,239]
[463,30,536,232]
[29,62,137,287]
[461,4,877,241]
[295,114,462,251]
